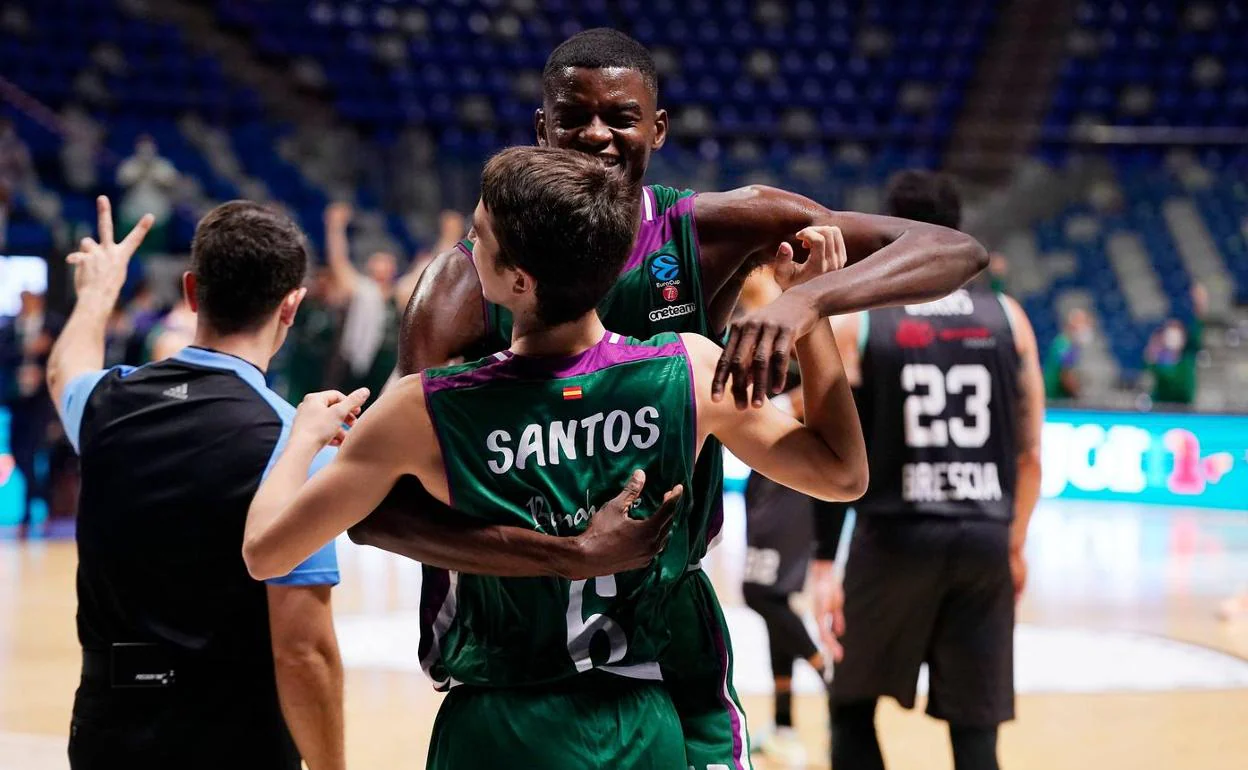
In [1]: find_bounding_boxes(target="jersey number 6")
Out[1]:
[566,576,628,672]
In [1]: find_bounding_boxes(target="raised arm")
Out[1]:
[685,323,866,501]
[697,186,989,403]
[1001,295,1045,602]
[322,203,361,303]
[685,225,868,500]
[48,197,152,415]
[695,186,988,324]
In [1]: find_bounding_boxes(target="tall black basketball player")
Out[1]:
[817,171,1044,770]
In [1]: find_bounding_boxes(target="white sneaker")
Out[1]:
[756,726,807,768]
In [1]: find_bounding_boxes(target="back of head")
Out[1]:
[190,201,308,335]
[884,170,962,230]
[543,28,659,100]
[481,146,638,326]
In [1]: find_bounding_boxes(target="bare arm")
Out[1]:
[686,325,867,501]
[267,584,344,770]
[245,382,434,580]
[1003,295,1044,554]
[48,197,152,415]
[829,313,863,388]
[323,203,360,301]
[695,186,988,324]
[698,187,989,403]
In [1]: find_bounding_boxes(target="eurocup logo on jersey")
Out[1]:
[649,254,680,283]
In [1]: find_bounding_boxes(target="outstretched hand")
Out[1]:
[712,225,848,408]
[568,469,682,580]
[66,196,153,305]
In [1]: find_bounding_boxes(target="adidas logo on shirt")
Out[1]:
[162,383,189,400]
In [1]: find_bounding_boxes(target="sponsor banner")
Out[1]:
[722,408,1248,509]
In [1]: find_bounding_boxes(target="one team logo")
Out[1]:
[649,254,680,282]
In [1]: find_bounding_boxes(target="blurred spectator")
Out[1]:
[0,118,35,251]
[324,202,397,403]
[1044,308,1092,400]
[117,134,178,257]
[60,105,104,193]
[987,253,1008,294]
[394,209,466,310]
[0,290,63,531]
[1145,284,1207,406]
[143,294,196,361]
[281,266,342,403]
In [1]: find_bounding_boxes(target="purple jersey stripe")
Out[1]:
[619,187,700,276]
[423,335,685,394]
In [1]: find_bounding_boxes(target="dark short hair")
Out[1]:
[481,146,637,327]
[884,170,962,230]
[190,201,308,335]
[543,28,658,100]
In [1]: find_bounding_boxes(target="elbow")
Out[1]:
[243,537,284,582]
[947,230,989,280]
[272,638,340,676]
[843,462,870,501]
[816,462,869,503]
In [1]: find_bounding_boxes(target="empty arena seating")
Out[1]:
[2,0,1245,381]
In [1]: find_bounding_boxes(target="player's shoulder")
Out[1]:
[676,331,721,365]
[646,184,697,216]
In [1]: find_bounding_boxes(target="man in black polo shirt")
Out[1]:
[46,197,345,769]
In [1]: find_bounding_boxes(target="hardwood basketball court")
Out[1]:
[2,498,1246,769]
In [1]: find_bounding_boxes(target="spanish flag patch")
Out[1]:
[562,385,583,400]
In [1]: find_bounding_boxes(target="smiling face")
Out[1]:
[536,67,667,188]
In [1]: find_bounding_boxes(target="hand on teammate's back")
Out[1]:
[292,388,370,449]
[67,195,154,305]
[713,225,848,409]
[563,469,682,581]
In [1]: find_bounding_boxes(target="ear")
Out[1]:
[652,108,669,151]
[278,287,307,327]
[534,108,549,147]
[511,267,535,299]
[182,272,198,312]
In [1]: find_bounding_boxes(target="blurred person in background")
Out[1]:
[817,170,1043,770]
[322,202,401,403]
[1145,283,1206,406]
[142,293,196,362]
[394,209,466,311]
[0,118,35,251]
[1044,307,1092,400]
[987,254,1008,294]
[281,266,341,403]
[117,134,178,258]
[0,289,64,535]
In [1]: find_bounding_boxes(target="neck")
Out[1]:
[192,326,275,372]
[510,312,606,358]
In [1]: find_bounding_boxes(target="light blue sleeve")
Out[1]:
[264,445,342,587]
[59,367,130,453]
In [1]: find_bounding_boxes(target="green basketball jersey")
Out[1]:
[461,184,727,562]
[420,332,698,689]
